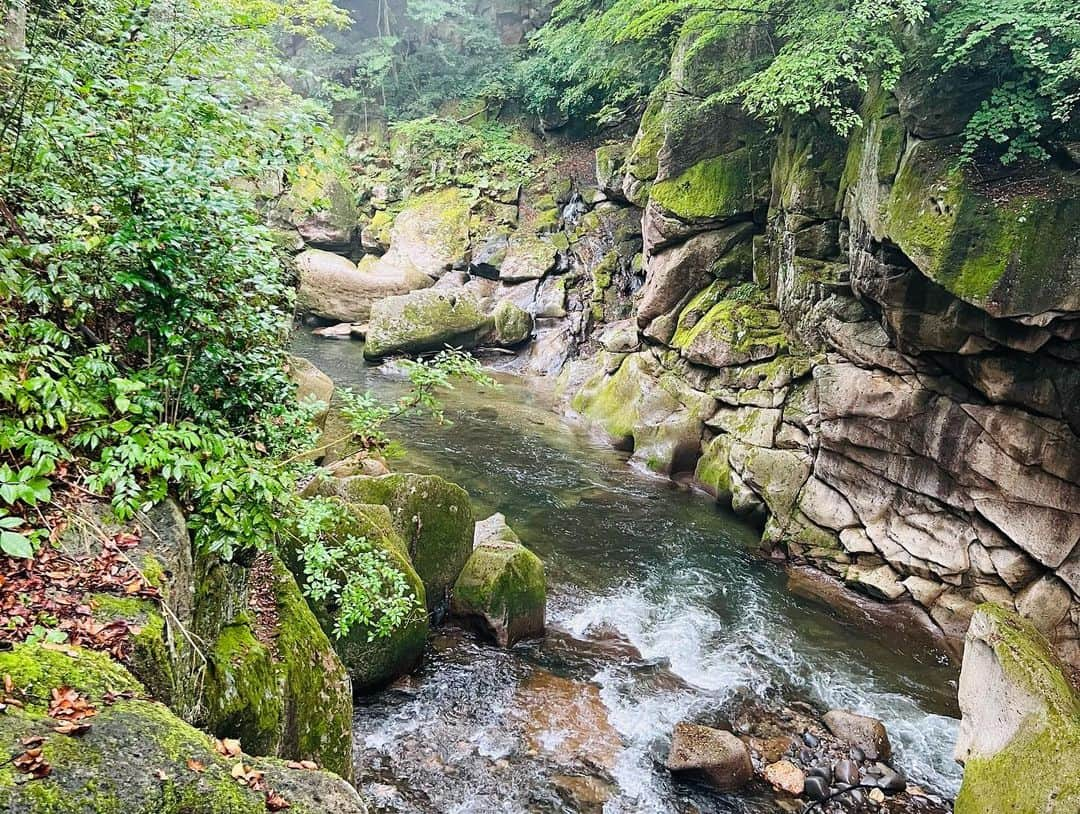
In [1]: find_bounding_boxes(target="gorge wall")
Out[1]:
[562,25,1080,667]
[288,24,1080,670]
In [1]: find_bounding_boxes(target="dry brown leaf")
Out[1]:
[215,737,242,757]
[155,769,171,781]
[265,790,291,811]
[53,721,92,736]
[20,734,45,747]
[186,758,206,773]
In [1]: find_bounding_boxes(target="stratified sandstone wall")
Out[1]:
[564,24,1080,665]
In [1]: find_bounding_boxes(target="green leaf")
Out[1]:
[1,530,35,559]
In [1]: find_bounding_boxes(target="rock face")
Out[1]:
[451,513,546,646]
[551,21,1080,670]
[954,605,1080,813]
[666,722,753,791]
[0,644,366,814]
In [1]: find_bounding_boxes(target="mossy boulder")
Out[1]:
[195,554,354,779]
[306,474,474,615]
[363,287,492,359]
[0,644,366,814]
[451,514,546,647]
[572,353,716,475]
[500,232,558,282]
[671,288,789,369]
[622,91,666,204]
[650,146,772,224]
[490,299,533,346]
[372,187,471,280]
[880,140,1080,318]
[287,498,428,693]
[954,605,1080,813]
[278,163,358,253]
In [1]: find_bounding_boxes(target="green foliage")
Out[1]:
[387,116,535,189]
[293,498,417,641]
[934,0,1079,164]
[0,0,488,641]
[289,0,515,124]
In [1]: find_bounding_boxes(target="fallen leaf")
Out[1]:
[265,790,290,811]
[215,737,242,757]
[20,735,45,747]
[52,721,92,736]
[186,758,206,773]
[231,762,248,780]
[3,674,12,694]
[13,747,51,778]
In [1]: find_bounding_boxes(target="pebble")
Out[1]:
[878,769,907,792]
[802,732,820,748]
[850,747,865,763]
[803,775,829,801]
[869,787,886,804]
[799,747,815,763]
[834,759,860,785]
[808,764,832,784]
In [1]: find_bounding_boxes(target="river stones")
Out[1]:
[822,710,892,762]
[666,722,753,791]
[451,514,546,647]
[763,759,805,795]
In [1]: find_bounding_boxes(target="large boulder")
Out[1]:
[305,473,475,615]
[295,249,432,323]
[0,643,366,814]
[821,709,892,762]
[363,287,533,359]
[954,605,1080,813]
[289,498,429,692]
[286,354,334,427]
[499,232,558,282]
[371,188,471,280]
[666,722,753,791]
[451,514,546,647]
[572,352,716,475]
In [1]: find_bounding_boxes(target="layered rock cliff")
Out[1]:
[560,24,1080,667]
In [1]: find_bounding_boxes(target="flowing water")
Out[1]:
[293,331,963,813]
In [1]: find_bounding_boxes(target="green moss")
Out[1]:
[591,251,618,295]
[695,435,734,499]
[0,643,144,711]
[312,473,474,613]
[203,620,283,757]
[451,536,546,647]
[90,593,175,704]
[625,90,665,183]
[885,141,1080,313]
[571,356,641,443]
[268,558,352,779]
[651,149,758,221]
[671,286,788,364]
[670,280,732,346]
[955,605,1080,813]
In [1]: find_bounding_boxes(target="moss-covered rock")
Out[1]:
[650,146,771,223]
[671,287,789,369]
[955,605,1080,813]
[490,299,533,346]
[881,140,1080,318]
[595,141,630,200]
[306,474,474,615]
[0,644,366,814]
[451,514,546,647]
[295,248,432,323]
[372,187,471,280]
[292,499,428,692]
[364,287,493,359]
[572,353,716,474]
[500,232,558,282]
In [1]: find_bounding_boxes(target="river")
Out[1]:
[292,331,962,813]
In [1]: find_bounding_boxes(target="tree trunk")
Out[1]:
[2,1,26,57]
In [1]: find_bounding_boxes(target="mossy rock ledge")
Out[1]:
[451,513,546,647]
[0,644,366,814]
[954,604,1080,813]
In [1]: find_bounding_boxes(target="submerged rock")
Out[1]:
[666,722,753,791]
[954,604,1080,813]
[451,513,546,647]
[0,643,366,814]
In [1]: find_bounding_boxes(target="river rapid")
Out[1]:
[293,331,962,814]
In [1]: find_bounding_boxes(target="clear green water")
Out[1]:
[293,331,962,813]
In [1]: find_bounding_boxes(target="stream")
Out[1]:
[293,331,963,813]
